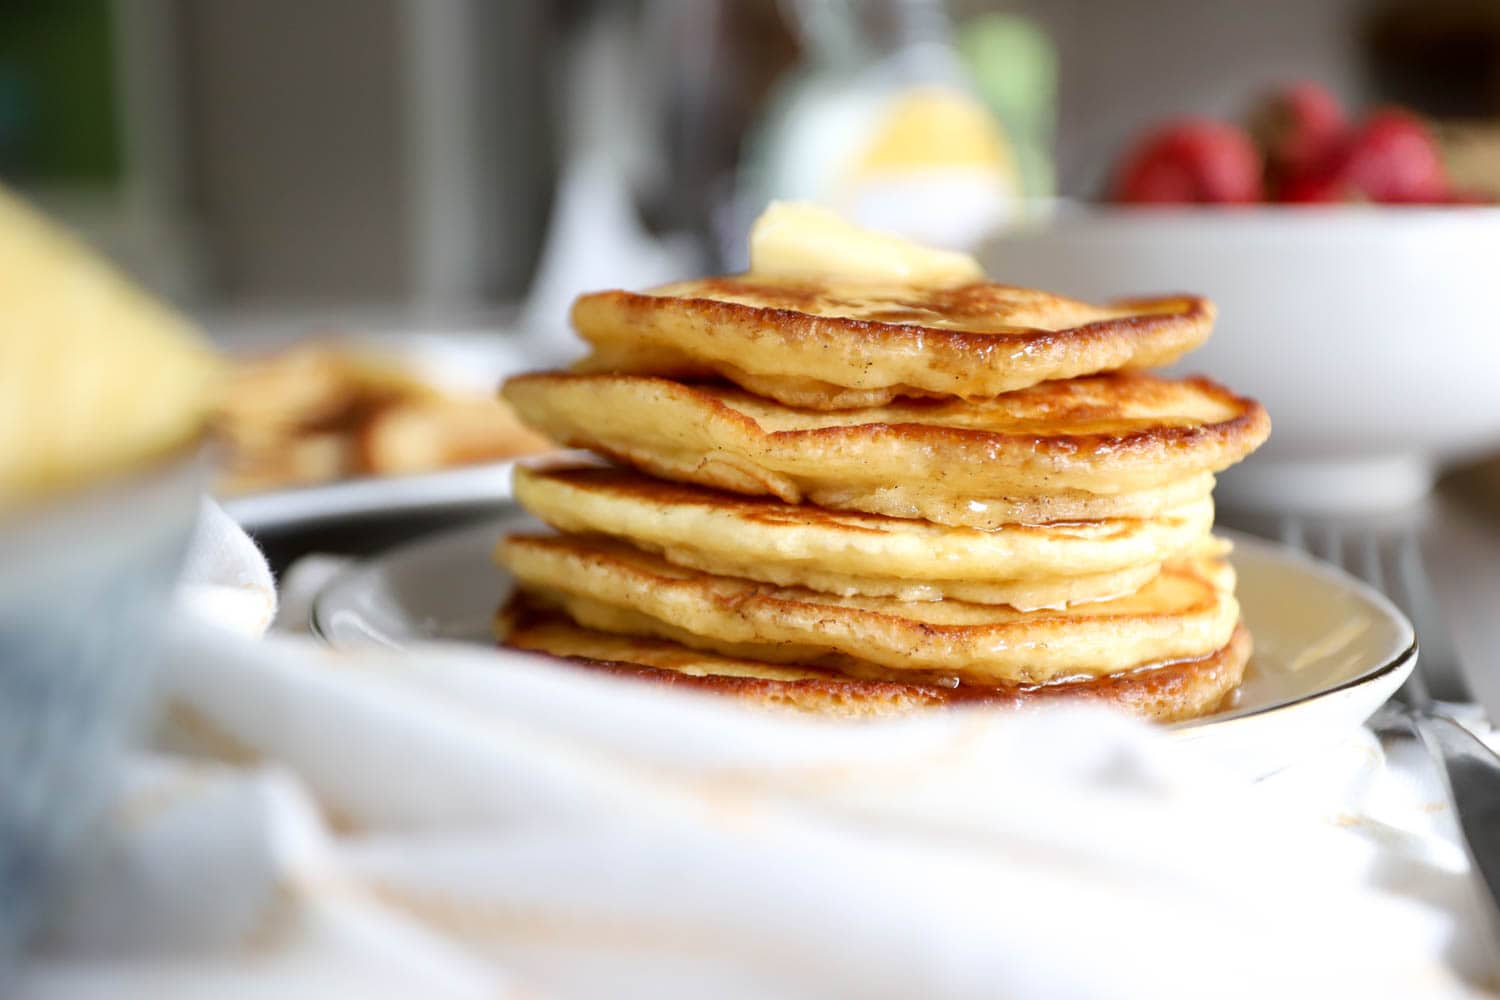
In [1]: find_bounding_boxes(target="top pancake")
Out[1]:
[501,371,1269,527]
[571,277,1213,409]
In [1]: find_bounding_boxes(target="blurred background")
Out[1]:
[9,0,1500,314]
[9,0,1500,523]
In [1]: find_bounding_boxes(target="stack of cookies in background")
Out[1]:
[494,204,1269,722]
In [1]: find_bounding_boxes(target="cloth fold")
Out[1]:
[171,499,276,637]
[22,501,1497,998]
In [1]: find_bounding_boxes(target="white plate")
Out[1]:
[222,460,527,533]
[216,331,567,534]
[313,519,1416,776]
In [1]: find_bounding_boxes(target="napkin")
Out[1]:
[20,503,1496,998]
[171,499,276,637]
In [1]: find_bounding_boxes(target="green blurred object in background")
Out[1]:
[958,11,1056,200]
[0,0,123,186]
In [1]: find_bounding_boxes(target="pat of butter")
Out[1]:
[748,201,983,286]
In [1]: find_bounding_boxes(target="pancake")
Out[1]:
[512,464,1220,608]
[498,533,1240,685]
[500,600,1251,723]
[501,372,1268,526]
[571,277,1212,409]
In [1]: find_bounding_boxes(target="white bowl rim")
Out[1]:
[1012,202,1500,232]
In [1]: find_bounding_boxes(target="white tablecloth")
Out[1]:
[18,502,1498,998]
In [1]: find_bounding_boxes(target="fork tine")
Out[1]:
[1388,531,1470,704]
[1376,533,1434,712]
[1298,519,1331,564]
[1316,521,1344,569]
[1355,530,1386,594]
[1379,532,1422,631]
[1277,515,1305,552]
[1278,517,1459,709]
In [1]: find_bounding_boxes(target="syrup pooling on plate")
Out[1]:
[505,595,1251,723]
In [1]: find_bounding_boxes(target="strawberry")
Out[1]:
[1339,109,1448,203]
[1249,82,1346,192]
[1279,168,1345,204]
[1111,120,1264,204]
[1283,109,1449,204]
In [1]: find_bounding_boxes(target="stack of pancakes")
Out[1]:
[495,276,1269,722]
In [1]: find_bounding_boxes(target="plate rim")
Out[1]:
[223,460,530,534]
[1171,530,1417,731]
[310,519,1417,731]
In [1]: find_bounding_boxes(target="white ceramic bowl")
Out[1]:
[980,207,1500,511]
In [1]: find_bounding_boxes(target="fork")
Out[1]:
[1280,515,1500,951]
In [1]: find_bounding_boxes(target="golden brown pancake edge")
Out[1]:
[497,532,1241,685]
[510,463,1221,608]
[571,278,1214,408]
[499,597,1251,724]
[501,371,1269,523]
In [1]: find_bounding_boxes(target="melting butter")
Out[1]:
[747,201,983,287]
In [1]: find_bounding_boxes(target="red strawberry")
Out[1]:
[1279,167,1346,204]
[1285,109,1449,204]
[1250,82,1346,191]
[1342,109,1448,203]
[1111,120,1264,204]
